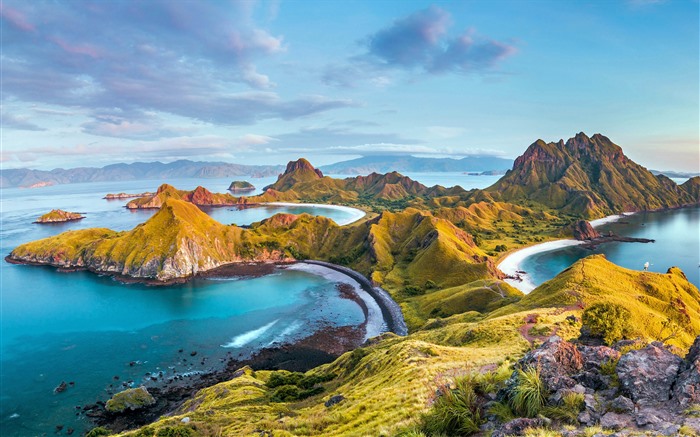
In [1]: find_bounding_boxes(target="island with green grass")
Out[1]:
[34,209,85,223]
[8,133,700,437]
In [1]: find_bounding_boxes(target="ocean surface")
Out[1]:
[520,206,700,289]
[0,177,374,436]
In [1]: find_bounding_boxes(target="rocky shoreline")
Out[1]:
[84,298,367,433]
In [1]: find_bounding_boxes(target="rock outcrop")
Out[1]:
[571,220,600,241]
[495,335,700,436]
[35,209,84,223]
[126,184,239,209]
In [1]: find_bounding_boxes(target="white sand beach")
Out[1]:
[498,213,635,294]
[265,202,366,226]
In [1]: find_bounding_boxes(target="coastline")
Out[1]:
[264,202,367,225]
[497,212,634,293]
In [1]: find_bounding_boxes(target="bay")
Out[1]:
[520,207,700,289]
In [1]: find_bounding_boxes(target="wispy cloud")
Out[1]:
[2,112,46,131]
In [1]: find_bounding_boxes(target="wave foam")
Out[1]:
[221,320,279,348]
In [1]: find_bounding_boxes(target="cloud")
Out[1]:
[80,110,193,140]
[365,7,516,73]
[272,125,423,149]
[2,112,46,131]
[324,6,517,86]
[322,143,507,157]
[1,0,352,126]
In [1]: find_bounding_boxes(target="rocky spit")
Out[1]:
[490,336,700,436]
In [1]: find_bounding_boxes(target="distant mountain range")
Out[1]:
[319,155,513,175]
[650,169,700,179]
[0,160,285,188]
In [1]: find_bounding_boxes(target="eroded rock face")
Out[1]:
[514,336,583,393]
[616,342,682,403]
[672,335,700,408]
[571,220,601,241]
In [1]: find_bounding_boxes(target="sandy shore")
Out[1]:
[498,213,635,293]
[265,202,366,225]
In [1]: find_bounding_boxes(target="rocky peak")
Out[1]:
[156,183,177,194]
[571,220,601,241]
[283,158,323,178]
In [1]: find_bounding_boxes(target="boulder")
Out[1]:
[325,394,344,408]
[493,418,546,437]
[616,342,682,403]
[600,411,632,431]
[672,335,700,408]
[514,336,582,393]
[609,395,635,414]
[105,386,155,413]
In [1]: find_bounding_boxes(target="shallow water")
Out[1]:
[520,207,700,289]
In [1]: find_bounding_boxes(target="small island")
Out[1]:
[35,209,84,223]
[103,192,154,200]
[228,180,255,192]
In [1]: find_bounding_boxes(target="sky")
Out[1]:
[1,0,698,172]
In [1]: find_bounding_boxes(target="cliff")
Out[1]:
[488,133,699,218]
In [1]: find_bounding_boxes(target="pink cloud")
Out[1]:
[0,4,35,32]
[50,36,102,58]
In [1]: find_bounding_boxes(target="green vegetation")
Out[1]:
[582,302,632,345]
[86,427,111,437]
[510,367,548,417]
[35,209,84,223]
[105,386,155,413]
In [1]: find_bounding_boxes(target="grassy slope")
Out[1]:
[490,254,700,349]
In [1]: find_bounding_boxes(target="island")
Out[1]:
[227,180,255,192]
[34,209,84,223]
[103,192,154,200]
[8,133,700,437]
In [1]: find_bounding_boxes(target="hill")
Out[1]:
[126,184,240,209]
[319,155,513,175]
[0,160,283,188]
[488,133,699,218]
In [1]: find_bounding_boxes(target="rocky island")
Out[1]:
[227,180,255,192]
[34,209,84,223]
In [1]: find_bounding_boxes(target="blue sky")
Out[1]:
[1,0,698,171]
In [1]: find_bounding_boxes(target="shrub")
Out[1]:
[510,366,548,417]
[155,427,194,437]
[542,392,584,424]
[425,280,437,289]
[86,427,111,437]
[581,303,632,345]
[495,244,508,252]
[421,375,482,435]
[404,285,424,296]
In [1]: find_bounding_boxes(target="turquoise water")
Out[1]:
[521,207,700,289]
[0,178,365,436]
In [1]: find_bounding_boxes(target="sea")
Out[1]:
[1,172,696,435]
[520,205,700,289]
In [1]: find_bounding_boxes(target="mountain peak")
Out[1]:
[284,158,323,178]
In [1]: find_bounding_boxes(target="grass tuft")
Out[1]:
[510,366,548,418]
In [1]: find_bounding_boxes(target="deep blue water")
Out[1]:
[0,178,366,436]
[521,207,700,289]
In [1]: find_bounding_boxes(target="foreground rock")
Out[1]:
[493,336,700,436]
[105,387,155,413]
[35,209,84,223]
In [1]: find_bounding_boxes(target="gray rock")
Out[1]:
[509,336,582,394]
[609,395,635,414]
[324,394,344,408]
[616,342,682,403]
[493,418,545,437]
[672,335,700,409]
[600,411,632,431]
